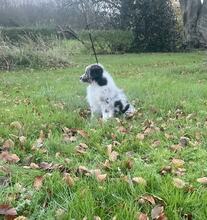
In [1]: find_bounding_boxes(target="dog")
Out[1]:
[80,64,135,120]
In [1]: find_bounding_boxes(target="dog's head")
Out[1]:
[80,64,107,86]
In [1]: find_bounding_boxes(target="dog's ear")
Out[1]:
[90,65,103,80]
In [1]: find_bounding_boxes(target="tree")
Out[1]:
[179,0,207,47]
[132,0,180,52]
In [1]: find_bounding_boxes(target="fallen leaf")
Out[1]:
[33,176,44,190]
[118,126,128,134]
[138,213,149,220]
[0,152,20,163]
[197,177,207,184]
[159,166,172,175]
[102,160,111,170]
[137,133,145,140]
[14,216,28,220]
[109,151,119,162]
[39,162,53,170]
[30,163,40,169]
[75,143,88,154]
[0,204,17,217]
[77,130,89,138]
[77,166,90,175]
[179,137,189,147]
[94,216,101,220]
[19,136,26,145]
[132,177,147,186]
[170,144,182,152]
[125,159,133,169]
[173,178,186,189]
[10,121,22,130]
[151,205,167,220]
[64,174,75,187]
[152,140,161,147]
[3,139,14,149]
[138,195,156,205]
[171,159,185,168]
[96,174,107,182]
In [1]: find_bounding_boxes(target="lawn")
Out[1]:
[0,52,207,220]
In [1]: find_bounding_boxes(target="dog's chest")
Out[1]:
[87,85,111,104]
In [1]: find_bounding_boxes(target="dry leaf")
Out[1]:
[0,152,20,163]
[94,216,101,220]
[137,133,145,140]
[132,177,147,186]
[109,151,119,162]
[102,160,111,170]
[19,136,26,145]
[118,126,128,134]
[96,174,107,182]
[138,195,156,205]
[14,216,28,220]
[33,176,44,190]
[197,177,207,184]
[179,137,189,147]
[159,166,172,175]
[170,144,182,152]
[77,130,89,138]
[151,205,167,220]
[30,163,40,169]
[78,166,90,175]
[173,178,186,189]
[138,213,149,220]
[3,139,14,149]
[0,204,17,217]
[64,174,75,187]
[75,143,88,154]
[125,159,133,169]
[10,121,22,130]
[152,140,161,147]
[171,159,185,168]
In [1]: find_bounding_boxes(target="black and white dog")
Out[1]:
[80,64,135,120]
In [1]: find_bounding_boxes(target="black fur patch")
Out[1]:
[90,65,107,86]
[114,100,130,114]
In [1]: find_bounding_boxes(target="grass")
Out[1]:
[0,51,207,219]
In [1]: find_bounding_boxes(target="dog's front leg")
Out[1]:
[101,105,114,121]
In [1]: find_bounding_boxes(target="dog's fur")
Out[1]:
[80,64,135,120]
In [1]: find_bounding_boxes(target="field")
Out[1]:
[0,52,207,220]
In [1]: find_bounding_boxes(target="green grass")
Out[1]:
[1,52,207,219]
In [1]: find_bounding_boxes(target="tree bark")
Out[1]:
[179,0,207,47]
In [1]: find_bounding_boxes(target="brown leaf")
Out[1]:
[94,216,101,220]
[159,166,172,176]
[64,174,75,187]
[3,139,14,149]
[77,166,90,175]
[173,178,186,189]
[33,176,44,190]
[96,174,107,183]
[151,205,167,220]
[19,136,26,145]
[0,152,20,163]
[75,143,88,154]
[30,163,40,169]
[0,204,17,217]
[109,151,119,162]
[138,195,156,205]
[137,133,145,140]
[132,177,147,186]
[77,130,89,138]
[197,177,207,184]
[152,140,161,147]
[170,144,182,152]
[179,137,189,147]
[125,159,133,169]
[39,162,53,170]
[138,213,149,220]
[118,126,128,134]
[171,159,185,168]
[10,121,22,130]
[102,160,111,170]
[14,216,28,220]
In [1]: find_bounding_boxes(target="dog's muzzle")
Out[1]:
[80,74,90,83]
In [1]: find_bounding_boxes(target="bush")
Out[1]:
[80,30,134,54]
[0,36,72,70]
[132,0,182,52]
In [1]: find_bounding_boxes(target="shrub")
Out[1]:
[0,36,72,70]
[80,30,134,54]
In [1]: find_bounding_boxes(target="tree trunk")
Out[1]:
[179,0,207,47]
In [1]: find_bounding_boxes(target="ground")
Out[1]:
[0,52,207,220]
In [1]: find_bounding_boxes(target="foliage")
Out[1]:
[131,0,182,52]
[0,36,79,70]
[80,30,134,54]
